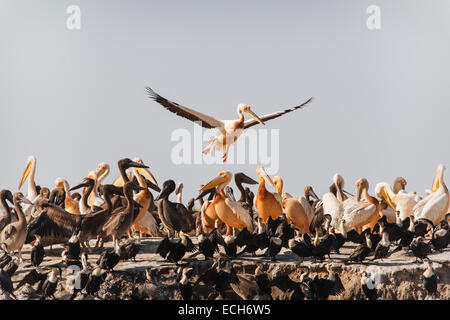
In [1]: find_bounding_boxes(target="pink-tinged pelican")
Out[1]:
[145,87,313,162]
[414,164,449,225]
[255,166,283,223]
[55,177,80,215]
[199,171,253,235]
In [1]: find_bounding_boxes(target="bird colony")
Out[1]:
[0,155,448,300]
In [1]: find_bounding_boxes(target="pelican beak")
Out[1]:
[20,196,34,206]
[69,179,91,192]
[257,166,275,187]
[144,178,161,192]
[244,108,265,125]
[112,176,125,187]
[196,187,216,200]
[18,160,32,190]
[200,173,228,192]
[309,187,319,200]
[135,167,159,187]
[175,183,184,195]
[96,166,107,179]
[431,167,440,192]
[381,187,396,211]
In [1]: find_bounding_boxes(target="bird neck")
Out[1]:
[13,197,26,225]
[0,194,11,220]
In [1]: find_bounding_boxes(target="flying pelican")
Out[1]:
[254,166,283,223]
[145,87,313,162]
[414,164,449,226]
[199,171,253,235]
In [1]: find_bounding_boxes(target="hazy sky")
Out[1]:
[1,1,449,203]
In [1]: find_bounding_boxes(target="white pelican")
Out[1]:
[322,174,352,229]
[375,180,421,222]
[87,162,110,208]
[199,171,253,235]
[414,164,449,225]
[18,155,39,202]
[145,87,313,162]
[254,166,283,223]
[342,178,381,233]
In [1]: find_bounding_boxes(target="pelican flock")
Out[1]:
[0,90,448,300]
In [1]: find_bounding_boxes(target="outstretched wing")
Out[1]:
[146,87,224,129]
[244,97,313,129]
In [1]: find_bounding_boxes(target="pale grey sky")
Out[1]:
[1,0,449,202]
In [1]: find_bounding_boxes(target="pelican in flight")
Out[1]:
[145,87,313,162]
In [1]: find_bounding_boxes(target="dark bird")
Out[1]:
[96,243,123,270]
[345,232,372,263]
[84,267,107,297]
[197,228,224,259]
[0,190,14,233]
[156,233,196,263]
[31,234,45,267]
[311,264,344,300]
[371,231,391,261]
[361,271,378,300]
[222,235,237,257]
[156,180,196,237]
[423,262,438,300]
[40,267,61,300]
[288,237,312,261]
[329,226,346,254]
[120,238,141,261]
[0,268,16,299]
[176,267,195,300]
[311,227,334,261]
[264,236,282,260]
[410,237,432,263]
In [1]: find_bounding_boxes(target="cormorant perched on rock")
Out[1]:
[423,262,438,300]
[410,237,432,263]
[156,232,196,263]
[31,234,44,267]
[361,271,378,300]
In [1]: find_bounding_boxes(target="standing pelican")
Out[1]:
[199,172,253,235]
[375,180,420,222]
[414,164,449,226]
[255,166,283,223]
[282,186,319,234]
[0,193,33,260]
[87,163,110,208]
[55,178,80,215]
[145,87,313,162]
[129,159,160,238]
[342,178,381,232]
[18,156,39,202]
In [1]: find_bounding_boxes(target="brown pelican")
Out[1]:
[156,180,195,237]
[146,87,313,162]
[0,190,14,233]
[101,181,145,247]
